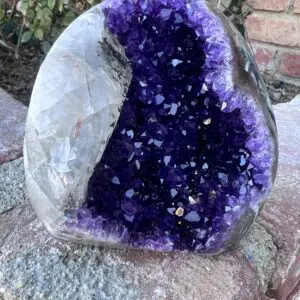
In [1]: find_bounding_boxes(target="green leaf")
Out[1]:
[20,1,29,14]
[36,0,47,8]
[42,40,51,54]
[27,8,35,21]
[40,17,52,30]
[39,8,52,31]
[62,10,76,26]
[21,30,33,43]
[44,7,53,18]
[36,9,43,20]
[48,0,56,10]
[49,26,62,42]
[34,27,44,40]
[28,0,35,7]
[29,17,40,32]
[0,0,4,21]
[36,7,52,22]
[58,0,64,12]
[87,0,94,4]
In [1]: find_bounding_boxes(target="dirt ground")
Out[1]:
[0,49,40,105]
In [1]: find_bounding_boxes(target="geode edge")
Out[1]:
[24,0,278,254]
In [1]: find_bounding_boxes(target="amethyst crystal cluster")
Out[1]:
[24,0,278,254]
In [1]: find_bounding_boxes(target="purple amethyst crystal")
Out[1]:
[24,0,278,254]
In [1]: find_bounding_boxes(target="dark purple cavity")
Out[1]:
[65,0,274,253]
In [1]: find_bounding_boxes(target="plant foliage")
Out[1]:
[0,0,247,56]
[0,0,101,55]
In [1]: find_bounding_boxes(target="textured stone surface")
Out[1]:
[240,222,277,293]
[0,170,267,300]
[0,158,27,214]
[1,95,300,299]
[258,96,300,299]
[0,163,265,299]
[0,89,27,164]
[0,203,264,300]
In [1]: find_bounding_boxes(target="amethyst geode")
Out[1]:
[24,0,278,254]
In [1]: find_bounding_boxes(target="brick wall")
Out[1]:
[245,0,300,87]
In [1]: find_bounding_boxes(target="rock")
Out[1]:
[0,163,267,300]
[240,223,277,293]
[0,158,27,214]
[264,76,300,105]
[256,96,300,299]
[0,202,264,300]
[0,89,27,164]
[1,158,280,299]
[24,0,278,255]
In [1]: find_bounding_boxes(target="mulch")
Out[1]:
[0,48,41,106]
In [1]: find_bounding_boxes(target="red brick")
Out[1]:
[245,14,300,47]
[294,0,300,13]
[246,0,288,11]
[279,52,300,77]
[254,47,275,70]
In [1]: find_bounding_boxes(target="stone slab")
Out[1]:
[0,158,27,214]
[257,96,300,299]
[0,89,28,164]
[0,158,267,299]
[0,205,266,300]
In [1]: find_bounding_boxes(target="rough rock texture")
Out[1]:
[0,158,26,214]
[0,89,28,164]
[240,222,277,293]
[0,159,265,299]
[0,96,299,299]
[258,97,300,299]
[265,78,300,105]
[0,202,264,300]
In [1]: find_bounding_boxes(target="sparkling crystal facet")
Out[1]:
[24,0,278,254]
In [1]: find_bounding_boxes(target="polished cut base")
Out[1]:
[24,0,278,254]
